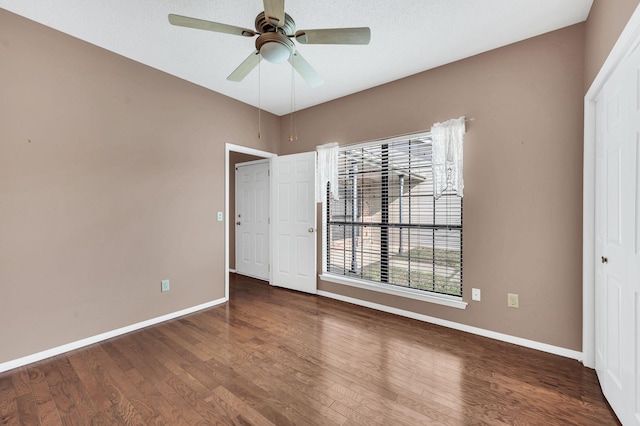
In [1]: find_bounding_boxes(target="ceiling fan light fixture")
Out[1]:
[260,41,291,63]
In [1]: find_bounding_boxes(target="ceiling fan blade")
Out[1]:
[263,0,285,27]
[168,14,256,37]
[288,51,324,88]
[295,27,371,45]
[227,51,262,82]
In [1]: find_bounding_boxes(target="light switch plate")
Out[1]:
[161,279,170,292]
[471,288,481,301]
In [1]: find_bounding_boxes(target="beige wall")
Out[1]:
[0,10,279,363]
[279,24,586,350]
[585,0,640,90]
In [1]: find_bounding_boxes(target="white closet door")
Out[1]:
[235,161,270,281]
[627,42,640,426]
[595,42,640,425]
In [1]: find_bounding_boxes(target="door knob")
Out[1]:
[236,221,241,226]
[308,228,315,233]
[601,256,608,264]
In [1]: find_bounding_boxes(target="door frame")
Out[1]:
[583,4,640,368]
[225,143,277,300]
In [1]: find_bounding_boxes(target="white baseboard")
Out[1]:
[317,290,583,361]
[228,269,237,273]
[0,297,227,374]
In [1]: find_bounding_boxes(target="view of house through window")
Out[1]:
[325,133,463,297]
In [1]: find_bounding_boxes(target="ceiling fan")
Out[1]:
[168,0,371,88]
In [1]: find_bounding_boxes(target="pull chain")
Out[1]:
[289,54,297,142]
[258,57,262,140]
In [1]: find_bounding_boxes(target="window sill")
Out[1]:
[319,274,468,310]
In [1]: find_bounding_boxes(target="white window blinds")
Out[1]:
[325,133,463,297]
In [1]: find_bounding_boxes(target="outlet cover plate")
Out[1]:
[161,279,170,292]
[471,288,481,301]
[217,212,223,221]
[507,293,519,308]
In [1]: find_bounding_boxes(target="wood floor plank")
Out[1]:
[66,352,114,413]
[79,346,148,425]
[209,385,276,426]
[170,314,348,425]
[325,384,387,425]
[0,375,19,425]
[104,340,188,425]
[216,369,301,426]
[9,368,31,399]
[0,274,621,425]
[329,400,384,426]
[15,394,39,426]
[113,334,209,425]
[204,343,339,425]
[41,356,95,425]
[129,329,240,425]
[26,365,62,425]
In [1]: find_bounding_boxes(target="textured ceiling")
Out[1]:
[1,0,594,116]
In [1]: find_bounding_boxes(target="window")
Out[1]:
[324,133,463,299]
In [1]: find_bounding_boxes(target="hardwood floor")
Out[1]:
[1,274,619,425]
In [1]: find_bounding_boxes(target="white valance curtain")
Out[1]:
[431,116,466,199]
[316,142,339,203]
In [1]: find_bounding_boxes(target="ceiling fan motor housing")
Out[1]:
[254,11,295,35]
[255,12,296,63]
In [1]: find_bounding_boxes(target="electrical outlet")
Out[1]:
[217,212,223,221]
[507,293,519,308]
[471,288,481,301]
[161,279,170,292]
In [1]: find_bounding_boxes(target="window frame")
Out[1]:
[320,132,467,310]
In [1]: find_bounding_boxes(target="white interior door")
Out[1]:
[271,152,317,293]
[594,42,640,425]
[235,160,270,281]
[631,45,640,425]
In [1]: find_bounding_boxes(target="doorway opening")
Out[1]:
[225,143,276,300]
